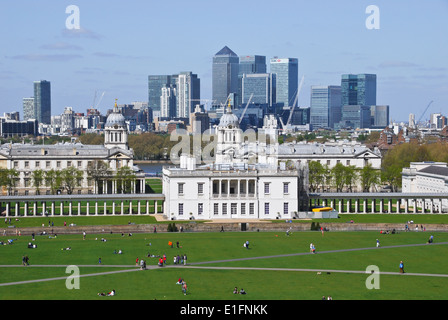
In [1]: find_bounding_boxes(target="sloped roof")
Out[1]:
[419,165,448,177]
[215,46,237,57]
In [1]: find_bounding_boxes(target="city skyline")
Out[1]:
[0,0,447,122]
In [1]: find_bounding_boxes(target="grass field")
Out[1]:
[1,228,447,300]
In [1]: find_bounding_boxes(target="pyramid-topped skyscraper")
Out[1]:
[212,46,239,108]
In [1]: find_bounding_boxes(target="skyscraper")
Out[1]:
[310,85,342,129]
[148,75,174,117]
[149,72,200,120]
[241,73,276,106]
[212,46,239,108]
[341,74,376,106]
[269,58,298,108]
[34,80,51,124]
[237,55,267,106]
[22,97,35,121]
[176,72,200,119]
[239,55,267,75]
[370,105,389,128]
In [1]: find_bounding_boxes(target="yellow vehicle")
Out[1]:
[312,206,334,212]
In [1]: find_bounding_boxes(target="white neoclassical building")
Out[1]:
[163,105,307,220]
[402,161,448,212]
[0,101,146,196]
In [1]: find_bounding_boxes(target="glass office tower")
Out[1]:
[34,80,51,124]
[310,85,342,129]
[237,55,267,107]
[269,58,298,109]
[23,97,35,121]
[212,46,239,108]
[341,74,376,106]
[241,73,275,106]
[148,75,174,117]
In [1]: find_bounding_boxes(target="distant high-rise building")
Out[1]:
[23,97,35,121]
[336,105,371,129]
[310,85,342,129]
[160,86,177,118]
[269,58,298,109]
[34,80,51,124]
[370,105,389,128]
[176,72,200,119]
[237,55,267,106]
[149,72,200,120]
[341,74,376,106]
[241,73,276,107]
[239,55,267,75]
[409,113,416,128]
[212,46,239,108]
[148,75,174,117]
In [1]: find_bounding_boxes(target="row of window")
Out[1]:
[178,182,290,195]
[177,202,290,215]
[12,159,126,170]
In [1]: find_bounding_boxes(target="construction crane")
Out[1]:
[284,75,305,129]
[417,100,433,124]
[239,93,254,124]
[91,90,106,109]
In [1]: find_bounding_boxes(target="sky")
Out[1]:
[0,0,447,122]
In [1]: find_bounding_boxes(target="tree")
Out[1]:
[115,166,136,194]
[343,165,358,192]
[86,160,111,194]
[60,167,83,195]
[331,163,347,192]
[360,163,380,192]
[45,169,62,195]
[31,169,45,195]
[0,168,19,195]
[308,161,325,192]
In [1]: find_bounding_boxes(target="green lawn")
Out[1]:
[1,230,447,300]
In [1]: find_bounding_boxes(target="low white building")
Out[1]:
[163,105,307,220]
[402,161,448,212]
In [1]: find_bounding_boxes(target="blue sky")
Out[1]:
[0,0,447,122]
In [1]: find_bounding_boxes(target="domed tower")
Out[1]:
[104,100,128,150]
[215,101,243,164]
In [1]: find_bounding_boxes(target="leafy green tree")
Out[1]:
[0,168,19,195]
[331,163,347,192]
[86,160,111,194]
[31,169,45,195]
[308,161,325,192]
[360,163,381,192]
[115,166,136,194]
[45,169,62,195]
[60,167,83,195]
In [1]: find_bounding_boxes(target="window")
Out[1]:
[77,161,82,168]
[264,203,270,215]
[46,161,50,168]
[178,183,184,195]
[214,203,219,215]
[264,182,270,194]
[241,203,246,215]
[178,203,184,215]
[284,202,289,215]
[283,182,289,194]
[249,203,254,215]
[35,161,40,168]
[24,161,29,169]
[57,161,61,168]
[198,203,203,215]
[222,203,227,215]
[67,161,72,167]
[231,203,237,215]
[198,183,204,194]
[13,161,18,168]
